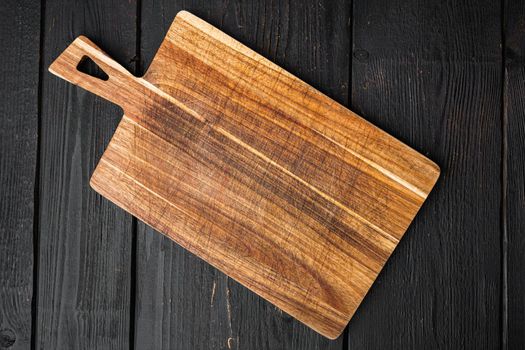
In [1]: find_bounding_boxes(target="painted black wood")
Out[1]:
[135,1,349,349]
[36,1,137,348]
[348,1,502,348]
[1,1,522,349]
[504,1,525,348]
[0,1,40,349]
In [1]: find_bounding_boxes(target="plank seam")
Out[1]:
[500,0,508,348]
[128,0,142,349]
[31,0,46,348]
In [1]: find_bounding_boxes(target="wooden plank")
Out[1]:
[0,1,40,349]
[36,1,136,348]
[504,1,525,347]
[135,1,351,347]
[348,1,502,348]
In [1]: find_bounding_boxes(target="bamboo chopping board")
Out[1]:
[48,11,440,339]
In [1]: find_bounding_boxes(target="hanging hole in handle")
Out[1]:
[77,56,109,81]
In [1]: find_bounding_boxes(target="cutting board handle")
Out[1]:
[48,36,135,110]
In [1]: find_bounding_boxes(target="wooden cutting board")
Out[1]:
[48,11,439,339]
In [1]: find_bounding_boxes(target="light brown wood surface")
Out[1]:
[48,11,440,339]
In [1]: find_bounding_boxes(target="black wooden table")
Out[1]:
[1,0,523,349]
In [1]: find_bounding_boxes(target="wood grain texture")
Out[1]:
[0,1,40,349]
[504,1,525,348]
[49,11,439,340]
[136,1,350,348]
[348,0,502,348]
[37,1,136,348]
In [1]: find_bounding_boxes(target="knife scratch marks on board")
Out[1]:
[134,35,428,201]
[309,126,429,199]
[137,77,206,123]
[214,125,399,244]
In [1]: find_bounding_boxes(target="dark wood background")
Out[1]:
[0,0,522,349]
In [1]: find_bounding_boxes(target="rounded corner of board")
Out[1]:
[175,10,195,22]
[315,320,349,340]
[325,328,346,341]
[89,164,104,193]
[428,161,442,189]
